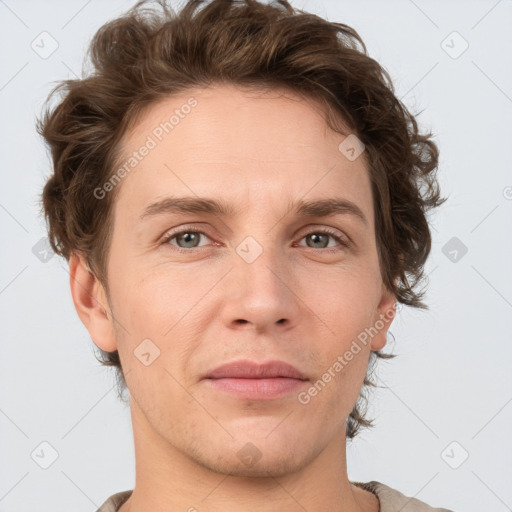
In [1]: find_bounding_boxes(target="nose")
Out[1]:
[220,242,301,334]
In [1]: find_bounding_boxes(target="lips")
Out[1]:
[203,359,309,400]
[204,359,308,381]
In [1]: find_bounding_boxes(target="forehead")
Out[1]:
[114,83,373,224]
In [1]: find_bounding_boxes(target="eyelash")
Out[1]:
[160,227,350,254]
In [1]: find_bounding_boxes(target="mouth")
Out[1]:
[203,359,309,400]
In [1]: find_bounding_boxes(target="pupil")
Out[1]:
[310,233,327,248]
[180,232,198,247]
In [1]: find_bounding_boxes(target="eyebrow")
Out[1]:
[139,196,368,226]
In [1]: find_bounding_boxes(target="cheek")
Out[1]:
[312,346,371,425]
[300,267,379,342]
[111,269,207,384]
[110,263,186,334]
[300,269,378,403]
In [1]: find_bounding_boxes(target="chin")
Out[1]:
[187,433,315,479]
[199,451,308,479]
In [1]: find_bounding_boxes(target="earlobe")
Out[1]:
[370,283,396,351]
[69,252,117,352]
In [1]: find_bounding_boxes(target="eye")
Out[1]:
[161,228,212,252]
[160,226,350,254]
[297,228,350,252]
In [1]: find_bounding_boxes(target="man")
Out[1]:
[38,0,452,510]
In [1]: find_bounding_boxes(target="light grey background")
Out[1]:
[1,0,511,511]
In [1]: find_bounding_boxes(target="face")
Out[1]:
[87,83,395,477]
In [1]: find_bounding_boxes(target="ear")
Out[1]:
[370,281,396,351]
[69,252,117,352]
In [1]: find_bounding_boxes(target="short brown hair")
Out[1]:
[38,0,445,439]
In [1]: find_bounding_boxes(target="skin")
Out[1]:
[70,83,396,512]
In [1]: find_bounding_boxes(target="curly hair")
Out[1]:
[38,0,446,439]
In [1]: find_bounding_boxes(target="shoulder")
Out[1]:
[352,480,455,512]
[96,490,133,512]
[95,484,456,512]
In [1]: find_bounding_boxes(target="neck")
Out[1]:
[119,398,379,512]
